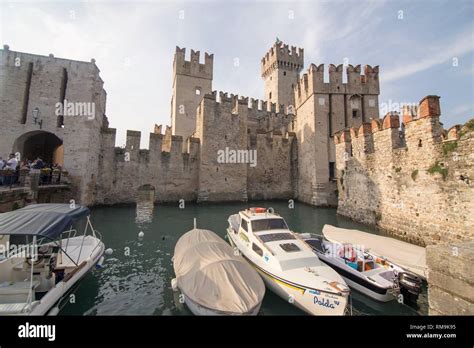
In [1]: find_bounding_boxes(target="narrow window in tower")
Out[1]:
[58,67,68,128]
[329,162,335,180]
[269,92,272,100]
[195,87,201,95]
[328,112,333,136]
[352,109,358,118]
[20,62,33,124]
[283,71,287,76]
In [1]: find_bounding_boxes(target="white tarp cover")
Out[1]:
[322,225,427,278]
[173,229,265,314]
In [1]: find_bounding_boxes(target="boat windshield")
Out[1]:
[251,218,288,232]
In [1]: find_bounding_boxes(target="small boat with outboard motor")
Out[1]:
[0,204,105,315]
[172,227,265,315]
[299,225,423,304]
[227,208,350,316]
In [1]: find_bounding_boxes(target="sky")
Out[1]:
[1,0,473,148]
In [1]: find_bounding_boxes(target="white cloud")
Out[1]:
[383,28,474,83]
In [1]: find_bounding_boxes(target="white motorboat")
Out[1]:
[227,208,350,316]
[0,204,105,315]
[172,228,265,315]
[299,225,422,304]
[322,225,427,279]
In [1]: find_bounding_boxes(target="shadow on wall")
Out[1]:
[337,154,381,227]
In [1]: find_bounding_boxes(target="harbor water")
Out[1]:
[60,200,427,316]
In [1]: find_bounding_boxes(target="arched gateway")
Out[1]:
[12,131,64,166]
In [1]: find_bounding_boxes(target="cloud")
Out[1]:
[1,0,472,144]
[383,28,474,83]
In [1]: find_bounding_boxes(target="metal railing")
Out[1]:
[0,169,68,190]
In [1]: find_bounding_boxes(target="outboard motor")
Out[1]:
[398,272,422,304]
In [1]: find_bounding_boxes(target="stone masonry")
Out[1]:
[334,96,473,247]
[0,45,107,206]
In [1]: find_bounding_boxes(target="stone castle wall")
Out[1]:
[294,63,380,206]
[0,46,107,205]
[426,241,474,315]
[95,127,200,204]
[335,96,474,246]
[95,91,296,204]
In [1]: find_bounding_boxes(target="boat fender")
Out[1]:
[105,248,113,256]
[47,307,60,316]
[138,231,145,239]
[96,256,105,269]
[171,278,178,292]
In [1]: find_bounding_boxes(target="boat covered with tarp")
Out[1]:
[172,228,265,315]
[322,225,426,279]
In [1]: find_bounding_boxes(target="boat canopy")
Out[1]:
[322,225,427,278]
[173,228,265,314]
[0,204,90,239]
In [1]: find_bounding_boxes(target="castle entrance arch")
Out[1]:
[13,130,63,166]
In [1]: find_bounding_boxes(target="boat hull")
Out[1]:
[29,238,105,315]
[227,231,348,316]
[309,245,395,302]
[338,272,394,302]
[182,290,261,316]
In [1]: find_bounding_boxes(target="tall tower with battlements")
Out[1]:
[294,63,380,206]
[171,47,213,140]
[261,41,304,110]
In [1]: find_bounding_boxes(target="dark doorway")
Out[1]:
[13,131,63,165]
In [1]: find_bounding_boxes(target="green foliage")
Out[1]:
[427,161,448,180]
[442,141,458,155]
[411,169,419,181]
[460,119,474,137]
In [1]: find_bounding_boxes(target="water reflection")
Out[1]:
[135,186,155,226]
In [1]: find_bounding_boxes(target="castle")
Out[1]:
[0,41,473,315]
[0,41,381,207]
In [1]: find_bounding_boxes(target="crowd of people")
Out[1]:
[0,154,62,186]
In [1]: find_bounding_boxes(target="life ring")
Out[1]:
[339,244,357,262]
[253,207,266,213]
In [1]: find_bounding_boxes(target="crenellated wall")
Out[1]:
[335,96,474,246]
[195,91,297,202]
[95,126,200,204]
[95,90,297,204]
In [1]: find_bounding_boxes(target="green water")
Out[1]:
[60,201,427,316]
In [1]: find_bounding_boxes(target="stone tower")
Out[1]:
[0,45,107,205]
[294,63,380,206]
[261,41,304,109]
[171,47,213,140]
